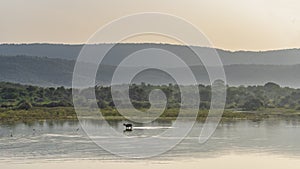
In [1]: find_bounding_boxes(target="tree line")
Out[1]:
[1,82,300,111]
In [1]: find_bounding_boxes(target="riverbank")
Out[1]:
[1,107,300,124]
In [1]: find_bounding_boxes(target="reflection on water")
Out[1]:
[0,119,300,161]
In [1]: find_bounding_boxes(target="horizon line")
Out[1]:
[0,42,299,53]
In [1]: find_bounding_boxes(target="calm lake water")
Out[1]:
[1,119,300,161]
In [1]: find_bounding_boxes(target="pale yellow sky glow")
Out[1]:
[0,0,300,51]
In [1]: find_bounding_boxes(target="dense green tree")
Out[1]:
[243,98,264,111]
[17,100,32,110]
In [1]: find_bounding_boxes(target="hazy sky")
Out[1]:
[0,0,300,51]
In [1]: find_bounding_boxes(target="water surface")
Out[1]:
[1,119,300,161]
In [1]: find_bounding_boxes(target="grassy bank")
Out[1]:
[1,107,300,124]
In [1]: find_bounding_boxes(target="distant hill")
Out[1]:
[1,43,300,65]
[0,56,75,86]
[1,55,300,87]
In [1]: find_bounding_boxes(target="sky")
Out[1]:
[0,0,300,51]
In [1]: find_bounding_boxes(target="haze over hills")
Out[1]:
[1,54,300,87]
[1,43,300,65]
[1,43,300,87]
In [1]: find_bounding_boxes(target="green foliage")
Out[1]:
[242,98,263,111]
[0,82,72,109]
[1,81,300,111]
[17,100,32,110]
